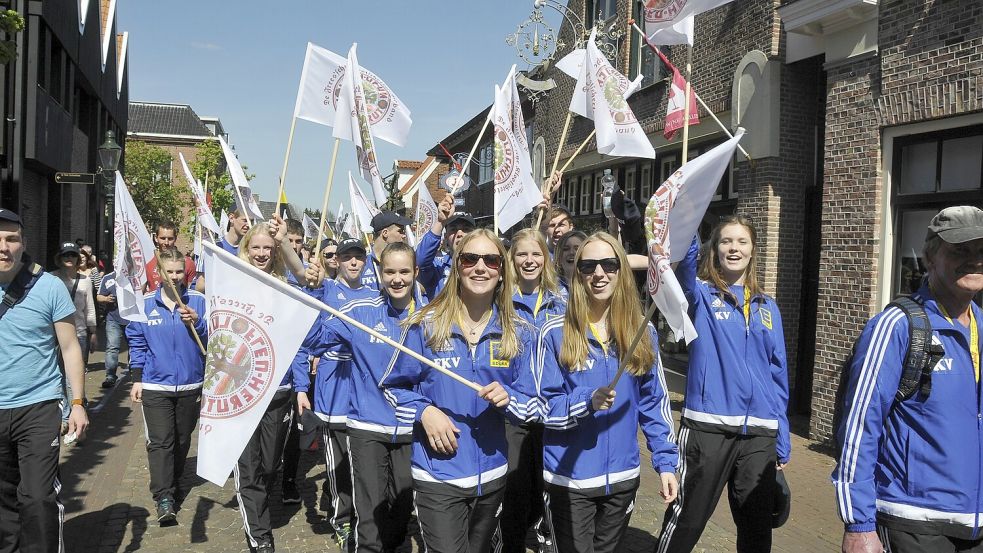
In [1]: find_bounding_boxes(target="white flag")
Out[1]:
[415,176,439,238]
[341,211,358,239]
[333,44,387,206]
[193,221,205,274]
[197,242,321,486]
[348,172,381,235]
[492,68,543,233]
[219,136,264,221]
[302,213,322,242]
[112,172,156,323]
[645,128,744,344]
[581,31,654,159]
[219,210,229,235]
[643,0,734,37]
[178,152,221,235]
[334,202,346,237]
[556,48,643,118]
[646,15,694,45]
[293,42,412,147]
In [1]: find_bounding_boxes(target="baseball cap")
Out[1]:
[319,238,338,252]
[926,206,983,244]
[0,208,22,227]
[772,470,792,528]
[58,242,81,256]
[336,237,366,256]
[445,212,476,229]
[296,409,327,451]
[371,211,411,234]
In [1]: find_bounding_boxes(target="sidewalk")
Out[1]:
[60,352,843,552]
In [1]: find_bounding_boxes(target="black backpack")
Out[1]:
[0,254,44,321]
[832,296,945,450]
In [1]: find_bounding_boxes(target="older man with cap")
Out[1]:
[361,211,411,291]
[416,194,476,299]
[0,208,89,552]
[834,205,983,553]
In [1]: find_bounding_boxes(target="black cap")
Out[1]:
[58,242,81,256]
[336,237,366,256]
[296,409,327,451]
[772,470,791,528]
[319,238,338,252]
[371,211,411,234]
[0,208,22,227]
[445,212,476,229]
[926,206,983,244]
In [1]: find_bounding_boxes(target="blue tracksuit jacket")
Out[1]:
[676,239,791,463]
[833,285,983,538]
[126,289,208,391]
[416,231,452,301]
[379,308,539,496]
[359,252,381,291]
[512,287,566,327]
[527,317,678,495]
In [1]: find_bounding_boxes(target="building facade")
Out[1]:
[0,0,129,265]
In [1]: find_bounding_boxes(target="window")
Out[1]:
[640,164,652,204]
[580,175,592,214]
[477,142,494,185]
[593,172,604,214]
[891,124,983,298]
[586,0,618,27]
[625,167,636,203]
[628,1,668,88]
[660,155,678,189]
[566,177,578,213]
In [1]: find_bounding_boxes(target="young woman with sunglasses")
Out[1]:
[500,228,566,553]
[656,216,789,553]
[534,232,678,553]
[296,241,422,552]
[380,229,539,553]
[125,247,207,526]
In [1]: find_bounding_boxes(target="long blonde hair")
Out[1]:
[508,228,559,297]
[697,215,761,302]
[560,232,655,376]
[407,229,525,359]
[237,222,288,281]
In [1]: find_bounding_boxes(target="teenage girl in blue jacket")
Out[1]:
[127,247,207,526]
[657,215,790,553]
[533,232,678,553]
[381,229,539,553]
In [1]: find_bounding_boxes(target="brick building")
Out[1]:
[0,0,129,264]
[427,0,982,440]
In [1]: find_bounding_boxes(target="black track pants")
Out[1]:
[347,433,413,552]
[501,422,544,553]
[545,485,637,553]
[878,525,983,553]
[321,426,352,532]
[657,427,777,553]
[140,389,200,502]
[414,486,505,553]
[281,396,300,484]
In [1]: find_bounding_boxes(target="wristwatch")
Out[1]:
[71,398,85,407]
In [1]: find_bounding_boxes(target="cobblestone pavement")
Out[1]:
[60,353,842,552]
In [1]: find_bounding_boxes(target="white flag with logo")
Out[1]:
[302,213,322,242]
[219,136,264,221]
[334,44,387,206]
[643,0,734,36]
[646,14,694,45]
[645,128,744,344]
[556,47,643,118]
[178,152,221,235]
[112,172,156,323]
[348,172,381,235]
[334,202,346,237]
[197,242,321,486]
[415,177,439,238]
[341,211,358,239]
[492,67,543,233]
[580,31,654,159]
[293,42,412,147]
[219,210,229,234]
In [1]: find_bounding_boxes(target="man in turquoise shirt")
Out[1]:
[0,209,89,553]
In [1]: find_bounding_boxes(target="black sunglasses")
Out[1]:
[339,253,366,261]
[321,251,336,259]
[577,257,620,275]
[459,253,503,270]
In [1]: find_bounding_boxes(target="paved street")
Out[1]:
[61,352,842,552]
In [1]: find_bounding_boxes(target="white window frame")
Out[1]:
[625,166,636,203]
[580,175,592,214]
[640,164,652,203]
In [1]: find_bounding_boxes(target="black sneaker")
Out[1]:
[281,479,301,504]
[101,374,118,388]
[255,542,275,553]
[156,497,176,524]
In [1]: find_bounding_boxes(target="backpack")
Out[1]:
[0,254,44,322]
[832,296,945,450]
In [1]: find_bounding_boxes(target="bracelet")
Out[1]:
[71,398,85,407]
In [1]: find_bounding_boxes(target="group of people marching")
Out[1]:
[115,175,794,553]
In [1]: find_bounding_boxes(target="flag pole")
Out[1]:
[232,180,253,227]
[450,114,492,196]
[153,249,207,355]
[534,111,575,230]
[608,302,658,388]
[558,130,597,174]
[274,117,298,216]
[316,138,343,249]
[681,44,693,163]
[204,242,483,393]
[629,21,752,162]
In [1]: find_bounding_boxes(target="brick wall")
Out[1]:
[809,0,983,442]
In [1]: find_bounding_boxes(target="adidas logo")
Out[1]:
[149,309,160,316]
[711,298,724,308]
[374,322,386,332]
[337,293,345,300]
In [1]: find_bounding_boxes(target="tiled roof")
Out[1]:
[128,102,213,137]
[256,199,300,222]
[396,160,422,170]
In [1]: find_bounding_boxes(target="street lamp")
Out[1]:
[97,130,122,177]
[97,130,122,253]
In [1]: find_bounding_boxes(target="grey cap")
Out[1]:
[0,208,22,227]
[926,206,983,244]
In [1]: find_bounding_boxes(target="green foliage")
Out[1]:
[0,10,25,65]
[381,172,406,215]
[122,140,188,230]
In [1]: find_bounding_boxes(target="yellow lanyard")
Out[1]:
[742,286,751,329]
[589,321,609,356]
[938,304,980,383]
[408,299,416,316]
[532,288,544,319]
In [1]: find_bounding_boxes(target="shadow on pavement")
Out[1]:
[617,526,658,551]
[63,502,149,553]
[190,496,217,543]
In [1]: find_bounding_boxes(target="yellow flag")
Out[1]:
[278,189,289,205]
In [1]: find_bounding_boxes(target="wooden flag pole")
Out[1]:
[681,44,694,164]
[153,249,207,355]
[558,130,597,174]
[274,117,298,216]
[231,180,253,227]
[534,111,575,230]
[316,138,343,248]
[629,21,752,162]
[608,302,658,388]
[450,114,492,196]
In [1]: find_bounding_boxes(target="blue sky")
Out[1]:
[118,1,564,216]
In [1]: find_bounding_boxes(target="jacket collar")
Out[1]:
[913,283,983,332]
[153,286,189,308]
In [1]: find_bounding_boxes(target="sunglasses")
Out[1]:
[458,253,503,271]
[339,253,366,261]
[577,257,621,275]
[322,251,336,259]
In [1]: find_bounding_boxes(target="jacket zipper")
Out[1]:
[741,298,753,434]
[604,349,611,495]
[471,342,482,497]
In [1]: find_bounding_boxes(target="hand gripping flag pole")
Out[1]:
[152,249,206,355]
